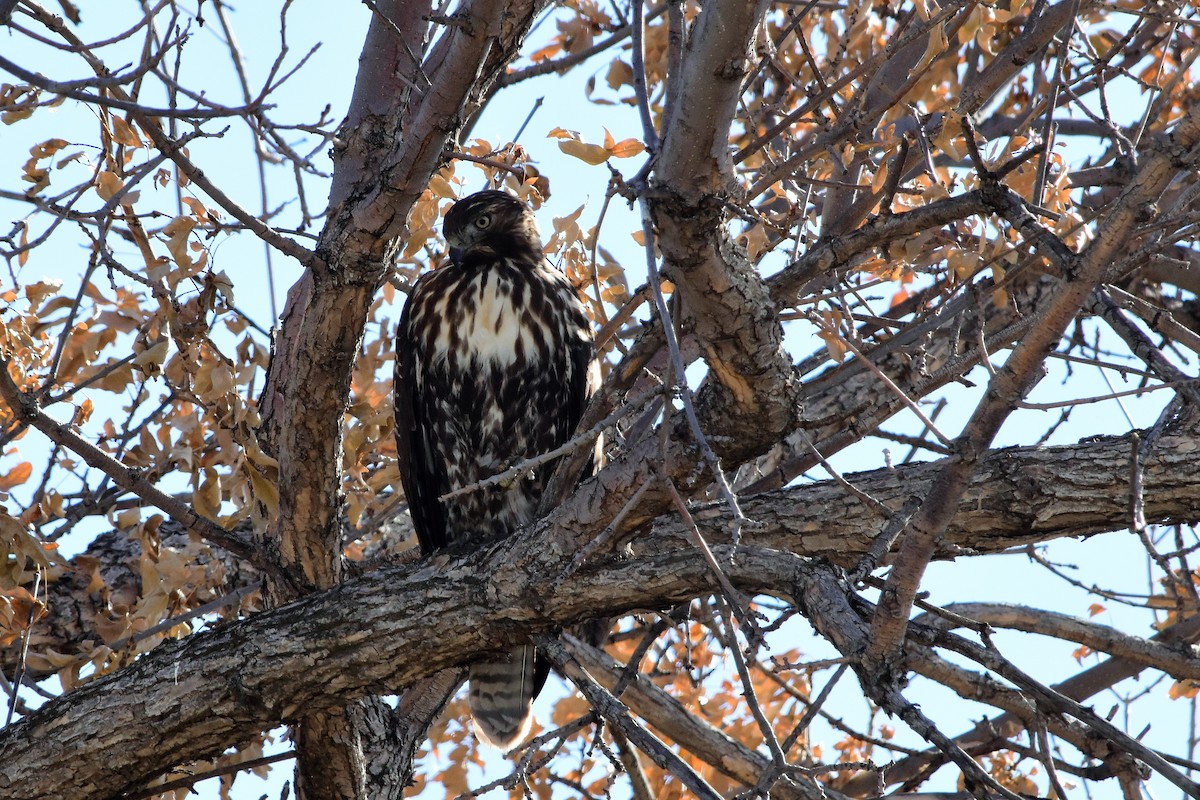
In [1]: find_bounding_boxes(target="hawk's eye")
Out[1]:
[474,214,492,230]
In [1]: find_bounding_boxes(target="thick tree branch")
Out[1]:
[564,634,836,800]
[868,107,1200,659]
[648,0,802,461]
[10,427,1200,680]
[924,603,1200,680]
[0,541,811,800]
[249,3,547,795]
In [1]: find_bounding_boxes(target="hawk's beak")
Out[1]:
[448,246,464,266]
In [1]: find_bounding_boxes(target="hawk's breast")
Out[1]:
[424,262,560,369]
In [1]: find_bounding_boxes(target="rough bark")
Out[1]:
[9,427,1199,681]
[0,422,1197,799]
[248,3,548,796]
[651,0,802,458]
[0,541,815,800]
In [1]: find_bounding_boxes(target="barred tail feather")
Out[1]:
[468,645,536,749]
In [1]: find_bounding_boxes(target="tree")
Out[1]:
[1,0,1200,798]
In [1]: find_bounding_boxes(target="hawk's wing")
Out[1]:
[564,278,601,478]
[394,284,449,554]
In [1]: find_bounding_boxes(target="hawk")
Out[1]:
[394,190,598,749]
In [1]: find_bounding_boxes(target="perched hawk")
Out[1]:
[394,190,598,749]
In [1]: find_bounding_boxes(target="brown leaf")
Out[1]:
[0,461,32,491]
[607,137,645,159]
[110,116,143,148]
[606,59,633,90]
[95,170,125,202]
[132,339,170,375]
[161,216,197,272]
[24,279,62,310]
[180,196,210,223]
[558,138,611,165]
[73,397,94,427]
[193,467,222,521]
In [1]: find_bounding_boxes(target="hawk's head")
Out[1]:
[443,190,541,267]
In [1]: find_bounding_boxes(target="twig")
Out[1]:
[785,662,848,756]
[1016,380,1193,410]
[556,476,655,584]
[661,478,788,770]
[594,282,649,353]
[511,95,543,142]
[0,53,264,119]
[751,663,849,797]
[1031,0,1079,207]
[805,311,953,447]
[927,623,1200,797]
[586,177,621,336]
[612,616,672,698]
[1035,716,1071,800]
[439,387,658,502]
[1088,287,1200,408]
[536,635,724,800]
[629,0,659,153]
[124,750,296,799]
[107,581,264,653]
[849,497,922,585]
[794,428,891,519]
[662,477,760,639]
[611,726,655,800]
[498,5,668,87]
[445,149,535,182]
[5,569,41,728]
[636,202,749,544]
[0,360,280,584]
[15,5,322,270]
[462,714,597,798]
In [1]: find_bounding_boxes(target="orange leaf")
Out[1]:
[913,21,948,73]
[24,279,62,309]
[528,41,562,63]
[162,215,197,270]
[115,507,141,530]
[557,139,611,165]
[193,467,222,520]
[0,461,32,491]
[95,170,125,202]
[74,397,94,427]
[608,137,646,158]
[1170,680,1199,700]
[181,196,210,222]
[111,116,143,148]
[606,59,633,90]
[17,224,28,266]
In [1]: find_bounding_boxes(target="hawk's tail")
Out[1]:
[468,645,540,749]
